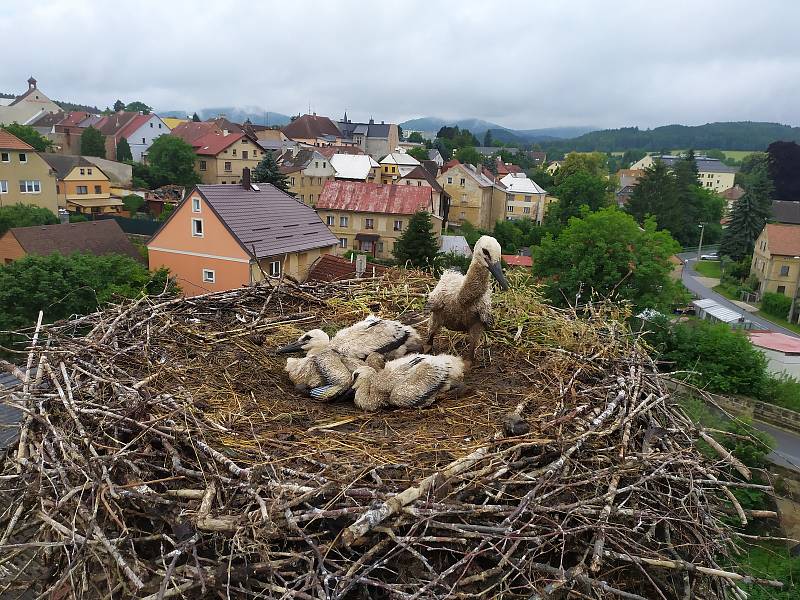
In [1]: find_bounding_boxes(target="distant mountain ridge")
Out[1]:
[540,121,800,152]
[400,116,595,142]
[159,107,292,127]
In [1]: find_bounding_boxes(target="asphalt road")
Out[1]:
[754,421,800,471]
[677,251,800,338]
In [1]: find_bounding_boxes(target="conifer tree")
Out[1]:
[393,211,439,269]
[719,166,774,260]
[252,153,290,192]
[80,126,106,158]
[192,112,201,122]
[116,137,133,162]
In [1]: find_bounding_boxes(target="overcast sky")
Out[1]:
[1,0,798,130]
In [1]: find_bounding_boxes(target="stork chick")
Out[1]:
[332,353,465,412]
[425,235,509,363]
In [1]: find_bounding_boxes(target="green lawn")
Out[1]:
[755,310,800,335]
[713,282,740,301]
[670,149,758,160]
[694,260,722,278]
[733,541,800,599]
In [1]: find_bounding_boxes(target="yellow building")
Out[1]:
[436,162,505,230]
[630,155,737,193]
[162,117,189,130]
[278,149,337,206]
[0,129,58,214]
[379,152,421,184]
[171,122,263,185]
[500,173,551,224]
[40,153,122,214]
[316,180,443,260]
[751,223,800,303]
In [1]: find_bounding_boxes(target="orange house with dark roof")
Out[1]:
[147,175,337,296]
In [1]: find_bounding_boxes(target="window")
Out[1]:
[192,198,201,212]
[0,180,7,194]
[405,180,411,185]
[80,168,85,175]
[199,160,207,171]
[0,152,8,162]
[291,176,295,186]
[417,181,422,186]
[150,122,153,128]
[76,186,88,194]
[192,218,204,237]
[309,194,314,203]
[19,180,41,193]
[340,216,349,227]
[460,178,465,186]
[781,265,790,277]
[507,205,514,212]
[778,285,786,294]
[87,168,92,175]
[391,166,396,173]
[269,261,281,277]
[94,185,101,194]
[224,162,232,172]
[523,206,531,214]
[339,237,348,248]
[242,150,248,160]
[322,162,326,168]
[524,195,531,202]
[365,218,374,229]
[158,123,162,129]
[447,176,452,184]
[142,138,146,144]
[393,219,403,231]
[376,241,384,253]
[19,153,27,163]
[326,216,334,226]
[202,269,215,283]
[232,149,237,156]
[315,161,319,168]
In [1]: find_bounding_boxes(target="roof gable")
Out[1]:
[281,114,341,140]
[0,129,34,150]
[764,223,800,256]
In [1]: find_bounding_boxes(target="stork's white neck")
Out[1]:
[458,259,490,306]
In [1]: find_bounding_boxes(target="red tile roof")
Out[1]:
[495,159,522,176]
[61,111,91,127]
[171,121,221,144]
[748,331,800,355]
[116,114,152,140]
[281,114,341,141]
[766,223,800,256]
[317,181,434,215]
[441,159,460,174]
[95,112,140,136]
[502,254,533,267]
[0,129,34,150]
[305,254,393,282]
[190,130,243,156]
[317,145,364,159]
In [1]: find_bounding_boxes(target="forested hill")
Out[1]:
[541,122,800,152]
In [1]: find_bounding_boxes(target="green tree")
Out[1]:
[69,214,88,223]
[157,204,175,222]
[0,253,176,335]
[407,131,424,144]
[2,124,52,152]
[546,170,612,225]
[122,193,145,214]
[393,211,439,269]
[192,112,201,122]
[80,126,106,157]
[0,204,58,235]
[407,146,429,162]
[454,146,482,167]
[125,101,152,115]
[483,129,493,147]
[493,220,523,253]
[533,208,683,311]
[719,165,774,260]
[251,152,290,192]
[113,99,125,112]
[553,152,608,185]
[116,137,133,162]
[146,135,200,188]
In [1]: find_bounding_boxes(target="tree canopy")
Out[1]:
[719,164,774,260]
[191,113,201,122]
[124,101,152,115]
[122,194,145,214]
[454,146,482,166]
[406,146,429,163]
[0,204,58,235]
[116,137,133,162]
[146,136,201,188]
[1,123,52,152]
[393,211,439,269]
[252,153,290,192]
[407,131,424,144]
[80,126,106,158]
[113,100,125,112]
[533,207,683,311]
[768,141,800,201]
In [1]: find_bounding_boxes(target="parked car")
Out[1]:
[700,252,719,260]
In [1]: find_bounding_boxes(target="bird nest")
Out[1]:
[0,270,781,599]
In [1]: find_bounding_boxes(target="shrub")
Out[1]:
[759,373,800,412]
[761,292,791,318]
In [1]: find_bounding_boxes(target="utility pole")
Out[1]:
[696,223,706,261]
[788,256,800,323]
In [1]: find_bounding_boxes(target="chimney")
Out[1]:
[222,129,229,136]
[242,168,251,190]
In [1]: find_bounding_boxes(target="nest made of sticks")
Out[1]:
[0,270,781,599]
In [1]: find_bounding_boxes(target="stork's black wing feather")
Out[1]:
[372,330,409,356]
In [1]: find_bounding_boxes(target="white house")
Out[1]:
[95,112,171,162]
[748,331,800,378]
[331,154,380,181]
[501,173,548,224]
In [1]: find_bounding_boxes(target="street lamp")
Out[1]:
[788,255,800,323]
[696,223,706,261]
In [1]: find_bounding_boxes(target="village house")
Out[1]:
[501,172,549,224]
[330,154,381,182]
[0,219,140,265]
[494,158,523,181]
[427,149,444,167]
[396,165,448,219]
[336,114,400,160]
[0,77,61,126]
[0,129,58,214]
[39,153,122,215]
[30,111,93,155]
[281,114,347,147]
[147,171,337,296]
[95,111,171,162]
[278,149,337,206]
[630,155,737,193]
[379,152,421,183]
[171,122,262,185]
[316,180,443,260]
[751,223,800,301]
[437,161,505,230]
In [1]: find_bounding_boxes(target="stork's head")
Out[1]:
[473,235,509,290]
[276,329,330,354]
[351,365,377,390]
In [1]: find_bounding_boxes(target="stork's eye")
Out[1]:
[482,249,490,257]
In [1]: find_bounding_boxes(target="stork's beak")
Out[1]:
[276,341,304,354]
[488,261,510,291]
